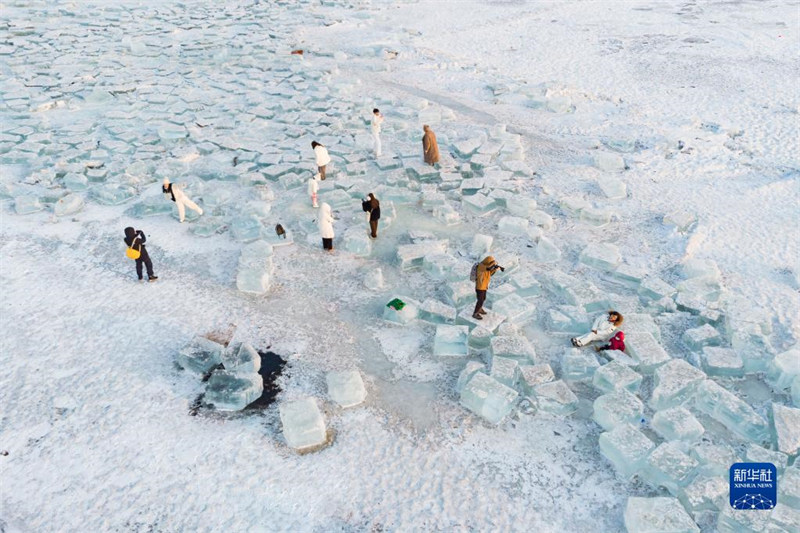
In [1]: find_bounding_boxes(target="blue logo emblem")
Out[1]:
[730,462,777,510]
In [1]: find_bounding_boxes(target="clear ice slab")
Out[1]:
[579,242,621,271]
[326,370,367,408]
[642,442,699,495]
[491,293,535,324]
[490,335,536,363]
[694,379,769,443]
[626,332,671,373]
[623,497,700,533]
[562,349,600,382]
[599,424,655,479]
[519,364,555,396]
[593,360,642,394]
[651,406,704,444]
[650,359,707,410]
[418,298,457,324]
[533,380,579,415]
[279,397,328,452]
[771,403,800,456]
[490,356,520,388]
[701,347,743,377]
[460,372,518,425]
[593,389,644,431]
[222,343,261,373]
[433,325,469,357]
[205,370,263,411]
[178,337,225,375]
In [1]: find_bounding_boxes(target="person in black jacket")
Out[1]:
[361,193,381,239]
[124,227,158,282]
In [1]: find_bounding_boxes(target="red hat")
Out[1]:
[614,331,625,341]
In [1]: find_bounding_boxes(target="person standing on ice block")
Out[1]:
[371,108,384,158]
[311,141,331,180]
[361,193,381,239]
[571,311,624,347]
[124,227,158,282]
[307,172,320,208]
[422,124,439,166]
[162,178,203,223]
[318,202,335,251]
[473,256,504,320]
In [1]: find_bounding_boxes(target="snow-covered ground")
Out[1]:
[1,1,798,532]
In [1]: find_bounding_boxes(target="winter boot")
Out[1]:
[472,313,483,320]
[570,337,579,347]
[148,276,159,282]
[478,308,488,315]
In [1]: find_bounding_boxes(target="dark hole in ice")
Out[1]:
[246,350,286,409]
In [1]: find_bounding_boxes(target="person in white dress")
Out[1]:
[318,202,335,251]
[371,108,384,158]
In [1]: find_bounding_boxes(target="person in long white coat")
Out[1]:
[311,141,331,180]
[318,202,335,251]
[307,172,320,208]
[163,178,203,223]
[571,311,623,347]
[371,108,384,158]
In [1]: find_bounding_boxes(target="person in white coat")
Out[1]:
[371,108,384,158]
[307,172,320,208]
[163,178,203,223]
[311,141,331,180]
[318,202,335,251]
[571,311,623,347]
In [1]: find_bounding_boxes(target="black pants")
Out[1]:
[136,251,154,279]
[474,289,486,315]
[322,237,333,250]
[318,165,326,180]
[369,219,378,238]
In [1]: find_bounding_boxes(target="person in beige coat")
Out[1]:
[422,125,439,166]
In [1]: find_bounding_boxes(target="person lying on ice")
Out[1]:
[571,310,623,347]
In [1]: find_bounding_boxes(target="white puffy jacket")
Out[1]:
[318,203,334,239]
[307,176,319,195]
[590,313,617,337]
[314,145,331,167]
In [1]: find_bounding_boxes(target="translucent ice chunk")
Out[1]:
[491,293,536,324]
[205,370,263,411]
[579,206,615,227]
[650,360,707,410]
[192,217,227,237]
[445,280,476,308]
[611,264,646,288]
[509,270,542,297]
[497,216,530,236]
[63,173,89,191]
[597,177,627,199]
[178,337,224,375]
[535,237,561,262]
[579,242,621,271]
[343,228,371,257]
[422,253,459,280]
[716,506,772,533]
[490,356,520,387]
[679,475,727,513]
[768,503,800,531]
[91,184,136,205]
[768,347,800,390]
[623,313,661,341]
[456,362,486,394]
[623,497,700,533]
[418,298,457,324]
[125,196,174,218]
[593,389,644,430]
[793,376,800,407]
[432,204,460,225]
[690,444,738,477]
[463,194,497,217]
[593,361,642,394]
[222,343,261,373]
[533,380,579,415]
[382,297,419,324]
[460,372,518,424]
[682,324,721,351]
[433,325,469,357]
[663,211,697,233]
[469,326,493,349]
[694,379,769,443]
[279,397,328,451]
[562,349,600,382]
[326,370,367,408]
[236,267,271,295]
[638,277,677,302]
[519,364,555,396]
[778,468,800,509]
[490,335,536,363]
[600,424,655,478]
[457,308,507,332]
[460,177,486,195]
[547,306,590,334]
[396,240,448,270]
[701,347,743,377]
[363,268,384,290]
[745,444,788,473]
[626,332,671,374]
[772,403,800,456]
[54,193,84,216]
[593,152,626,172]
[558,196,589,216]
[230,215,264,242]
[453,137,483,158]
[158,124,188,140]
[238,240,274,267]
[541,271,581,305]
[642,442,699,495]
[651,406,704,443]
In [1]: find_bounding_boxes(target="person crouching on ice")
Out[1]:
[473,256,504,320]
[571,311,624,347]
[163,178,203,223]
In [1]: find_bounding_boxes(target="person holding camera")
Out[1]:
[124,227,158,282]
[361,193,380,239]
[473,255,504,320]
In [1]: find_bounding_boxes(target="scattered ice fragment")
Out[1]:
[679,475,727,513]
[642,442,699,495]
[462,194,497,217]
[490,335,536,363]
[534,236,561,262]
[432,203,460,225]
[626,332,671,373]
[650,359,707,410]
[638,276,677,302]
[579,206,615,227]
[579,242,621,271]
[491,293,536,324]
[343,228,372,257]
[382,297,419,325]
[623,497,700,533]
[469,326,493,349]
[418,298,457,324]
[559,196,590,216]
[519,364,555,395]
[599,424,655,478]
[611,264,646,288]
[701,347,743,377]
[694,379,769,443]
[91,184,136,205]
[363,268,384,290]
[530,210,554,230]
[547,306,590,334]
[279,397,328,452]
[593,152,626,172]
[456,362,486,394]
[509,270,542,297]
[593,361,642,394]
[771,403,800,456]
[778,468,800,509]
[230,215,264,242]
[178,337,225,375]
[651,406,704,443]
[445,280,476,308]
[505,197,537,218]
[222,343,261,373]
[593,389,644,431]
[768,347,800,390]
[456,308,506,332]
[663,211,697,233]
[597,177,627,199]
[745,444,788,473]
[460,372,518,424]
[769,503,800,532]
[12,195,42,215]
[326,370,367,408]
[690,444,738,477]
[54,194,84,216]
[396,240,448,270]
[433,325,469,357]
[562,349,600,382]
[422,253,460,280]
[205,370,263,411]
[532,380,579,415]
[490,356,520,388]
[682,324,721,351]
[497,216,531,236]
